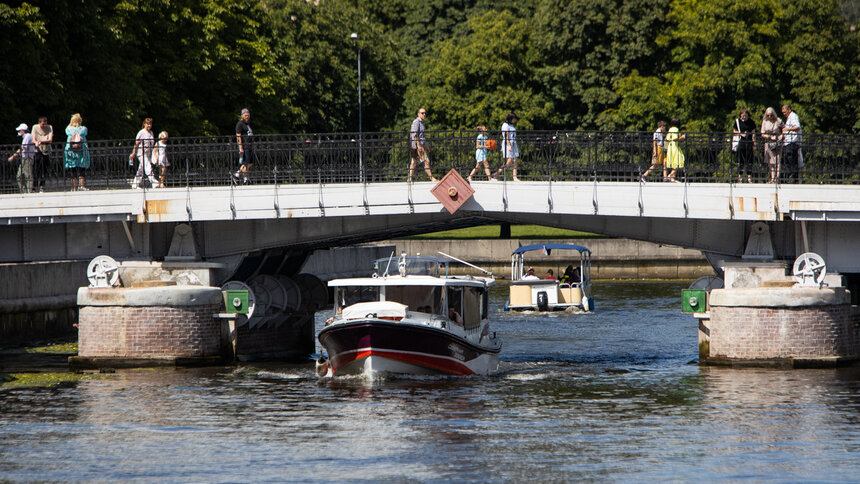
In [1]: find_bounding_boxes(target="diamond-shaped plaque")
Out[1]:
[430,169,475,214]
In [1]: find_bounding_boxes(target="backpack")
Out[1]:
[69,129,82,152]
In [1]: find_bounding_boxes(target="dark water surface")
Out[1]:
[2,281,860,482]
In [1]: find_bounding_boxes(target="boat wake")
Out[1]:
[255,370,311,381]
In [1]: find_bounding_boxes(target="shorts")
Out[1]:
[239,149,257,165]
[65,166,86,178]
[652,145,665,165]
[410,146,428,163]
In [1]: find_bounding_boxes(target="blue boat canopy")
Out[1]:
[511,243,591,256]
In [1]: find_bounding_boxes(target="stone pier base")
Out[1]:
[70,284,316,368]
[71,285,224,368]
[705,286,860,367]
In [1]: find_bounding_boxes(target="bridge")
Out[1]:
[3,129,860,288]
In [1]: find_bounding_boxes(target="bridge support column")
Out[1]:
[70,285,225,368]
[704,283,860,368]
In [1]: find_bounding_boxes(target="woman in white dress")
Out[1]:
[493,112,520,181]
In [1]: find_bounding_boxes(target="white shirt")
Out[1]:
[784,111,801,145]
[20,133,34,159]
[653,128,664,147]
[154,140,169,166]
[135,128,154,161]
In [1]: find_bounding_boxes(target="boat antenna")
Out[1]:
[382,251,395,277]
[437,251,493,277]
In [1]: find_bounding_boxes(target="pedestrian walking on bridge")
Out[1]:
[665,117,685,183]
[493,112,520,181]
[233,108,255,185]
[130,117,157,189]
[408,107,437,182]
[8,123,34,193]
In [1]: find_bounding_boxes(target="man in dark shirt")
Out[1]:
[233,108,255,184]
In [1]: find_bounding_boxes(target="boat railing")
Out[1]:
[510,279,559,285]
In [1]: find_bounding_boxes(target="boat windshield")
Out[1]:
[385,286,443,314]
[336,286,380,307]
[373,257,442,277]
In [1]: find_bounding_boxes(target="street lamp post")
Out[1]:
[350,32,363,181]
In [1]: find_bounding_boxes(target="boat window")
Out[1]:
[462,287,482,330]
[336,286,380,307]
[384,286,441,314]
[446,287,463,326]
[482,288,489,319]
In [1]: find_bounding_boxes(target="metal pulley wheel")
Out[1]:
[252,275,289,313]
[87,255,121,288]
[274,275,302,312]
[293,273,328,312]
[246,275,275,329]
[222,280,256,325]
[792,252,827,287]
[688,275,724,291]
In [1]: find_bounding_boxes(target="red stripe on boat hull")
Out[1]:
[335,348,475,376]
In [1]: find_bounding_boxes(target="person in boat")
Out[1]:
[544,269,556,280]
[448,307,463,324]
[560,265,581,285]
[522,267,539,280]
[417,305,432,314]
[325,305,344,326]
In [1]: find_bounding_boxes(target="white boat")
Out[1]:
[505,243,594,312]
[317,252,500,377]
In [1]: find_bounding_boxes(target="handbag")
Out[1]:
[731,119,740,152]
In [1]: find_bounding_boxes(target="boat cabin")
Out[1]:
[328,255,492,332]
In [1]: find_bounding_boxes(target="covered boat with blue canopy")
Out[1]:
[506,243,593,312]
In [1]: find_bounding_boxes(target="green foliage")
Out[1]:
[262,0,405,133]
[406,224,600,239]
[0,2,48,129]
[403,10,554,131]
[610,0,860,133]
[1,0,858,142]
[532,0,670,130]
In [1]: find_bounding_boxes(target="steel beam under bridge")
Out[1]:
[2,180,860,275]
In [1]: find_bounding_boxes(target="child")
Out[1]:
[152,131,170,188]
[468,126,496,182]
[641,120,666,182]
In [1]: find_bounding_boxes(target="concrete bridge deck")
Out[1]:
[1,180,858,271]
[3,179,856,226]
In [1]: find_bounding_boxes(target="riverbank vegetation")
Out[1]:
[0,340,93,389]
[2,0,858,142]
[406,224,601,239]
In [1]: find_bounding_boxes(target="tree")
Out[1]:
[610,0,860,133]
[262,0,405,133]
[776,0,859,132]
[403,10,554,131]
[0,2,49,139]
[532,0,670,130]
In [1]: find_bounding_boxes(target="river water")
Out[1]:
[2,281,860,482]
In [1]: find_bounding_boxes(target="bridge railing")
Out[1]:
[2,129,860,193]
